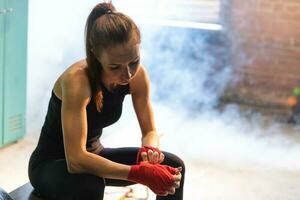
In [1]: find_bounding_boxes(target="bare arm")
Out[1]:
[130,65,160,148]
[61,71,130,180]
[130,66,182,195]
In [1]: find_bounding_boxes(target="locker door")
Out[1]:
[3,0,28,144]
[0,0,4,146]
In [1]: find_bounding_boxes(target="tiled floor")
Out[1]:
[0,135,36,193]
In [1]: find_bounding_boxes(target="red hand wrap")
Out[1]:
[128,162,176,195]
[136,145,161,164]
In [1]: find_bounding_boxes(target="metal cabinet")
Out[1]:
[0,0,4,146]
[0,0,28,147]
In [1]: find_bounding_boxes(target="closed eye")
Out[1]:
[110,65,120,70]
[129,60,139,68]
[109,59,139,70]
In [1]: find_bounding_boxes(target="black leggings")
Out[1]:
[28,147,185,200]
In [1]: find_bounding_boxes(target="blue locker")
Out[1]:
[0,0,28,147]
[0,0,4,146]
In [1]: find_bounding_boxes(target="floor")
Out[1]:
[0,135,154,199]
[1,105,300,200]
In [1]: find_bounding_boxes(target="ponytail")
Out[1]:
[85,2,141,112]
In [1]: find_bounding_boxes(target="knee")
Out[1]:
[163,151,186,175]
[176,155,186,176]
[79,174,105,191]
[77,174,105,199]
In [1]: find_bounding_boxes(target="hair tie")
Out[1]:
[106,9,112,14]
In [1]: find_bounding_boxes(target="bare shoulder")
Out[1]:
[130,64,150,96]
[134,64,147,79]
[54,59,91,106]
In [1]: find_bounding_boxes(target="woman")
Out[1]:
[28,2,185,200]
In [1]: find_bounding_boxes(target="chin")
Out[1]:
[110,83,122,90]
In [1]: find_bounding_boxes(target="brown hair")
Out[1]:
[85,2,141,112]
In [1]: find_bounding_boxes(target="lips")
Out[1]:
[118,80,129,85]
[119,82,129,85]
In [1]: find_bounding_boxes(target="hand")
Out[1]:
[156,166,182,196]
[141,149,165,164]
[136,146,165,164]
[128,162,182,196]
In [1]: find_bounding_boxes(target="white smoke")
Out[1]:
[27,0,300,185]
[25,1,300,200]
[27,0,96,133]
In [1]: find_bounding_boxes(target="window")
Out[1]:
[113,0,220,24]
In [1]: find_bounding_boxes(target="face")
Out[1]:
[95,38,140,90]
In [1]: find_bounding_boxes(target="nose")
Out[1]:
[122,66,132,81]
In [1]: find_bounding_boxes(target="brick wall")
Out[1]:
[222,0,300,108]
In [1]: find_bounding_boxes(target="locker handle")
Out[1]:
[0,9,7,14]
[6,8,13,13]
[0,8,13,14]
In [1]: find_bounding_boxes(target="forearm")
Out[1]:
[69,151,131,180]
[141,130,160,148]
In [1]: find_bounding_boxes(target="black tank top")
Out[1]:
[33,82,130,160]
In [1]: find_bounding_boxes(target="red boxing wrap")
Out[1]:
[136,145,161,164]
[128,162,176,195]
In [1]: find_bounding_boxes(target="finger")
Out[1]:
[153,151,159,163]
[173,172,182,182]
[157,191,168,196]
[168,187,176,195]
[176,166,182,173]
[141,152,148,161]
[164,165,177,175]
[173,181,180,188]
[147,150,154,162]
[159,153,165,163]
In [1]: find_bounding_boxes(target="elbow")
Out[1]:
[67,160,81,174]
[66,153,85,174]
